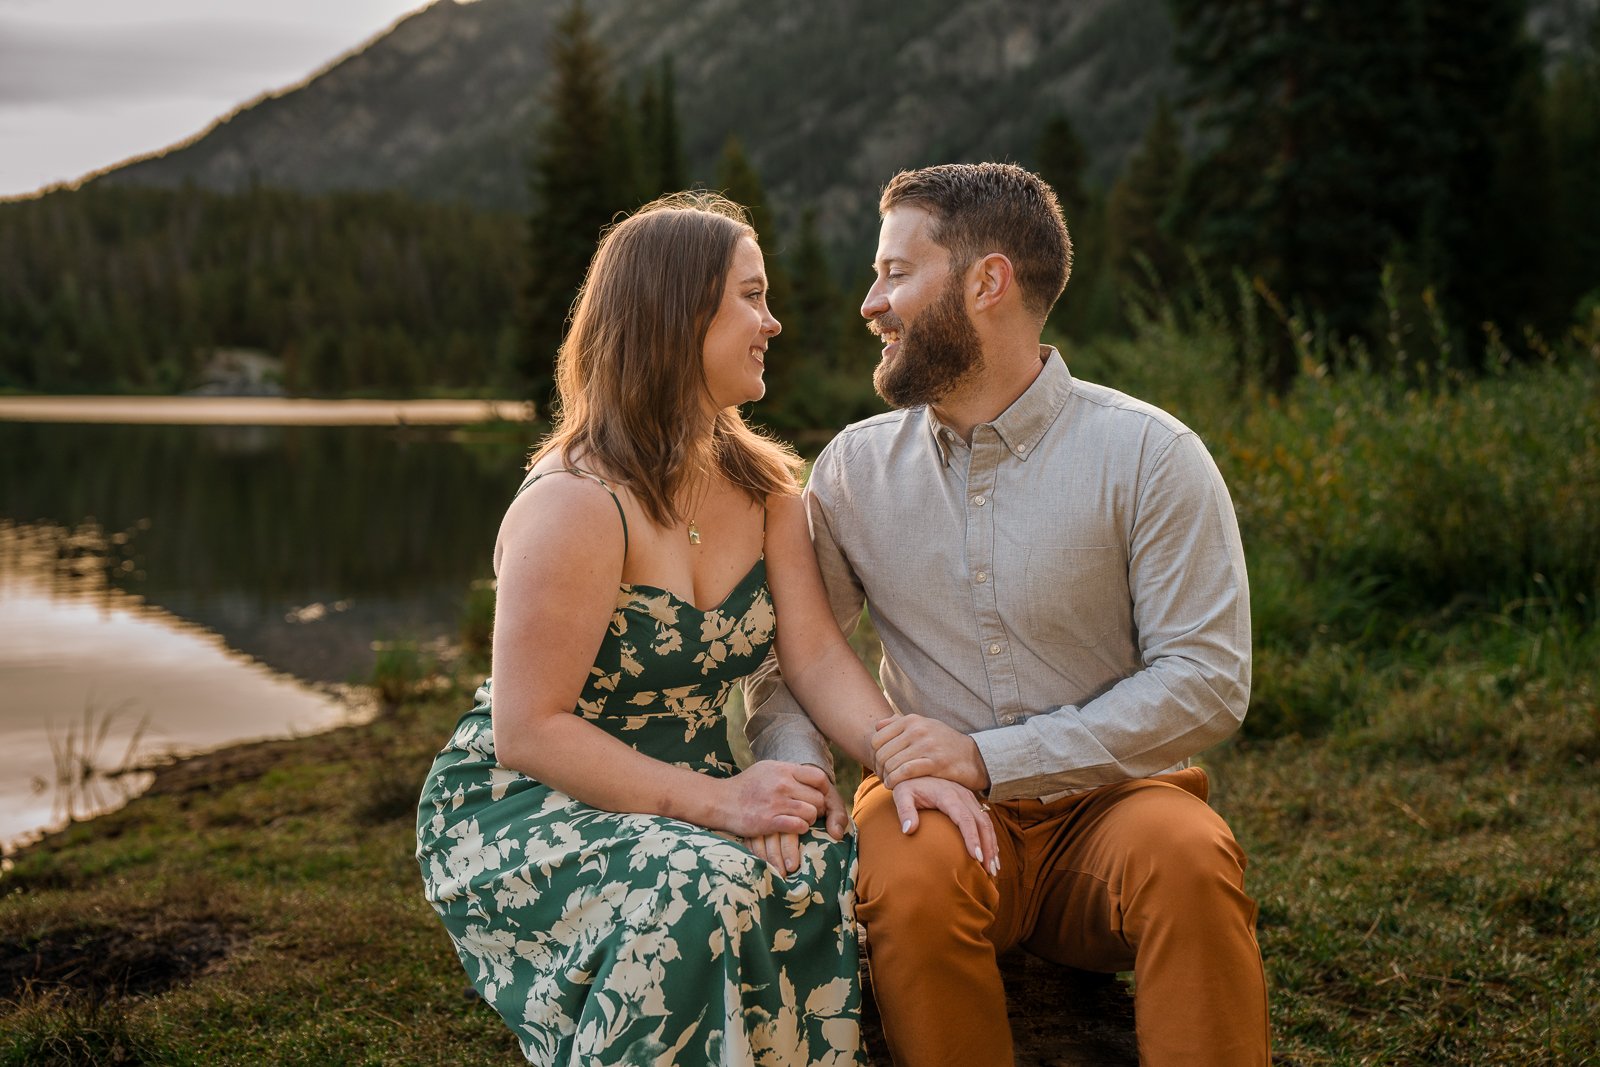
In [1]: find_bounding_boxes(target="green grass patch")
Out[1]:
[5,310,1597,1062]
[1,703,521,1065]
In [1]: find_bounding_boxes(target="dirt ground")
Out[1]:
[860,948,1139,1067]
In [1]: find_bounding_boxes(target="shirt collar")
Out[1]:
[924,346,1072,466]
[925,409,961,467]
[990,346,1071,461]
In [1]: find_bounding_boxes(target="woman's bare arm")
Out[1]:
[488,474,827,837]
[761,494,997,870]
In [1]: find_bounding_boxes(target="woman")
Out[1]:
[416,192,991,1066]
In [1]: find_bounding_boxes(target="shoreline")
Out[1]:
[0,678,380,860]
[0,395,535,426]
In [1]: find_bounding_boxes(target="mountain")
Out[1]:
[95,0,1183,246]
[92,0,1598,252]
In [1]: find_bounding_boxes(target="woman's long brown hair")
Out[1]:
[529,191,803,527]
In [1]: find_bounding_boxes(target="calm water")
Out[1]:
[0,417,530,850]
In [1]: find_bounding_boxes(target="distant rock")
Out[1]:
[189,348,285,397]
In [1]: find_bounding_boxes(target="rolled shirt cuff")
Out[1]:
[970,724,1042,802]
[750,723,836,780]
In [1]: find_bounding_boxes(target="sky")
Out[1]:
[0,0,441,199]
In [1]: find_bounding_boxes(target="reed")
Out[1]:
[44,699,152,829]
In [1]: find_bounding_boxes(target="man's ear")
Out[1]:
[969,252,1015,313]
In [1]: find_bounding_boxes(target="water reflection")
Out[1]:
[0,418,530,850]
[1,419,527,682]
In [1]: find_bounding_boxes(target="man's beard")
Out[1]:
[871,275,984,409]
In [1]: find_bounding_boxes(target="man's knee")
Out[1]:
[1111,786,1250,906]
[853,777,994,922]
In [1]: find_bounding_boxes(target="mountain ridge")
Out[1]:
[93,0,1597,248]
[95,0,1183,245]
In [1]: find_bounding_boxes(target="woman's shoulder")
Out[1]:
[522,447,616,486]
[494,482,626,580]
[515,450,635,506]
[498,457,630,565]
[761,490,809,555]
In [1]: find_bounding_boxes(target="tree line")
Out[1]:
[1,0,1594,419]
[0,184,523,397]
[1045,0,1599,386]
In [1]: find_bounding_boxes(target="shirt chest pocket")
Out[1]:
[1016,544,1128,647]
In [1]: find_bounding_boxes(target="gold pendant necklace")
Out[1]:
[686,469,710,545]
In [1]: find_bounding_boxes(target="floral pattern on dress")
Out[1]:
[417,558,862,1067]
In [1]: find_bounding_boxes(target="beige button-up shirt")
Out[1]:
[745,348,1251,801]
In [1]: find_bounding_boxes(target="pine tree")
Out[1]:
[1475,61,1560,333]
[638,58,688,200]
[1035,114,1090,224]
[786,210,841,371]
[1546,11,1600,321]
[608,82,646,209]
[763,208,841,430]
[519,0,634,403]
[1034,113,1113,341]
[1170,0,1540,377]
[716,135,792,339]
[716,136,775,248]
[636,73,663,201]
[1171,0,1427,378]
[1413,0,1543,349]
[1107,97,1185,294]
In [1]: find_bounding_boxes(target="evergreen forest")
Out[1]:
[0,0,1595,432]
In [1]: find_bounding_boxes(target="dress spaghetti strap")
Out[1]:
[514,467,630,558]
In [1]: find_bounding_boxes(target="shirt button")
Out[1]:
[973,495,986,507]
[1001,713,1019,725]
[988,643,1001,655]
[975,571,988,583]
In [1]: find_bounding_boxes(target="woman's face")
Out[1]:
[701,237,780,413]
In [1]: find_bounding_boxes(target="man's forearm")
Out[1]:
[743,654,837,771]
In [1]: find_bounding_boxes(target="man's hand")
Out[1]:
[745,781,851,876]
[891,776,1000,877]
[872,714,991,792]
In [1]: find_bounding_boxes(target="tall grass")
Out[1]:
[1062,282,1600,742]
[44,699,154,831]
[1053,288,1600,1063]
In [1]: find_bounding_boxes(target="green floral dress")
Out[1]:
[416,473,862,1067]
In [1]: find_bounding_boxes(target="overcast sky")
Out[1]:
[0,0,440,198]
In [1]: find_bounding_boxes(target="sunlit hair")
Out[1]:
[879,162,1073,321]
[530,191,802,527]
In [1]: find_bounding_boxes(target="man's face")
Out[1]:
[863,206,983,409]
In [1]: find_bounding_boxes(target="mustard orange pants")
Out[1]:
[853,769,1270,1067]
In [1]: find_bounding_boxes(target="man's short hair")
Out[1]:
[880,162,1072,321]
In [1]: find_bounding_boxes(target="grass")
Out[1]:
[367,641,438,708]
[1209,733,1599,1065]
[3,694,521,1065]
[3,304,1597,1063]
[6,665,1593,1064]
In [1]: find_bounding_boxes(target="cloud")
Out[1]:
[0,2,434,196]
[0,15,351,105]
[0,99,219,192]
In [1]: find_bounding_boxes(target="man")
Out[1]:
[745,162,1269,1066]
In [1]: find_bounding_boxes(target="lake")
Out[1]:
[0,403,534,851]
